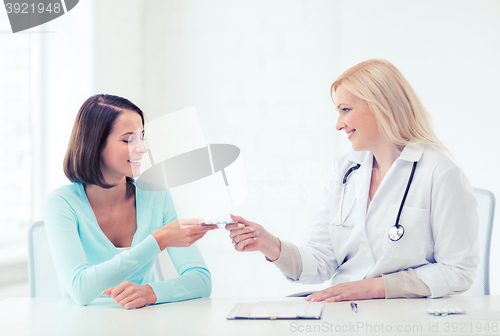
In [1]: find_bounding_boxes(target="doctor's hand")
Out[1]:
[225,215,281,261]
[102,281,156,309]
[306,278,385,302]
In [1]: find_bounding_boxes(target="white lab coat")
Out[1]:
[295,144,479,297]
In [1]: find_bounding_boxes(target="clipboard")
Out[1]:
[226,301,324,320]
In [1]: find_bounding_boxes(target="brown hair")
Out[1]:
[64,94,145,188]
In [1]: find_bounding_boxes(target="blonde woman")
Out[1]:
[226,59,479,301]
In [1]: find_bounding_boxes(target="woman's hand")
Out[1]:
[225,215,281,261]
[102,281,156,309]
[306,278,385,302]
[152,219,217,250]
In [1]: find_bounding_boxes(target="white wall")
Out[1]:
[40,0,500,297]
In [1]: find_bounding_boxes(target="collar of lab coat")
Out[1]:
[346,143,426,165]
[397,143,426,162]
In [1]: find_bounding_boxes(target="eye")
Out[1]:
[140,131,145,141]
[341,108,351,114]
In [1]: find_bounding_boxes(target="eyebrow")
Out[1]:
[120,130,144,137]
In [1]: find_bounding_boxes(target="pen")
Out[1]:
[350,302,357,313]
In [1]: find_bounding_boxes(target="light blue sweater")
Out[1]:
[42,181,211,306]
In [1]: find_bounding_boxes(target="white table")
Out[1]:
[1,296,499,336]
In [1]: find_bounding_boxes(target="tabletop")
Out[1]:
[1,295,499,336]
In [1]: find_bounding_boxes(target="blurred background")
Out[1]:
[1,0,500,301]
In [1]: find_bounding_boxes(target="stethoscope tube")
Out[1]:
[388,161,418,241]
[339,160,419,242]
[339,163,361,226]
[394,162,418,230]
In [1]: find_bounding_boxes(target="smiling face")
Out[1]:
[334,85,385,152]
[100,109,147,183]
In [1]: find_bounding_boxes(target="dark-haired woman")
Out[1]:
[43,94,216,308]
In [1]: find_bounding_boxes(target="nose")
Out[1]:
[336,114,345,131]
[131,138,147,155]
[136,139,148,154]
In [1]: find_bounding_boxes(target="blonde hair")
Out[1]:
[331,59,447,152]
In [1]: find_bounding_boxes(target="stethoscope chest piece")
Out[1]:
[388,225,404,241]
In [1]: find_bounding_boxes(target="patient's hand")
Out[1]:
[102,281,156,309]
[225,215,281,261]
[306,278,385,302]
[152,219,217,250]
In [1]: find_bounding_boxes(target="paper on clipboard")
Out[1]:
[227,301,324,320]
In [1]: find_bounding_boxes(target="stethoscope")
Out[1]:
[338,161,418,242]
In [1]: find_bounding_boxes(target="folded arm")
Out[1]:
[147,245,211,303]
[272,240,431,299]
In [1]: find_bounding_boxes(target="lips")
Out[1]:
[347,129,356,139]
[128,158,142,166]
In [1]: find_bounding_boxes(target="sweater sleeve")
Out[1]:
[269,241,303,281]
[144,186,211,303]
[147,244,211,303]
[382,269,431,298]
[43,191,161,306]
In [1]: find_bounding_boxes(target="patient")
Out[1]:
[43,94,216,308]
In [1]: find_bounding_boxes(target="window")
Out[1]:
[0,10,33,234]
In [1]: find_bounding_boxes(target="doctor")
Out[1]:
[226,59,479,302]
